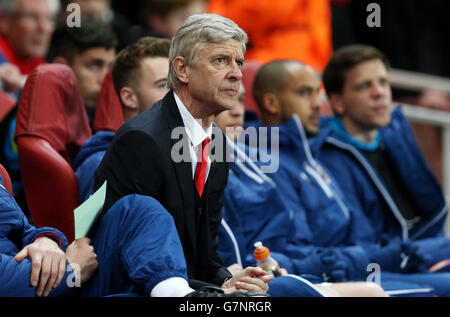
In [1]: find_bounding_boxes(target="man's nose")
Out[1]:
[37,16,54,33]
[371,82,385,97]
[98,67,109,84]
[311,92,322,110]
[228,61,243,81]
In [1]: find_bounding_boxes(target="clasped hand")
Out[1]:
[222,266,273,294]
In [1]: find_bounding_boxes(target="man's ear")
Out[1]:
[120,86,139,118]
[262,93,281,115]
[328,92,345,116]
[172,56,189,84]
[53,56,69,65]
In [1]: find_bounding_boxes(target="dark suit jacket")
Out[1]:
[93,91,232,288]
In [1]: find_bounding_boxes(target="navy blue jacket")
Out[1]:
[73,131,114,203]
[218,120,374,281]
[313,107,448,244]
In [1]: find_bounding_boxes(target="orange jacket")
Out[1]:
[208,0,333,71]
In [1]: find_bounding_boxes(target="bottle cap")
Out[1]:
[253,241,270,261]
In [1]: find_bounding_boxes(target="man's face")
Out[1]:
[214,84,245,141]
[278,65,322,136]
[135,56,169,112]
[334,59,392,134]
[71,47,116,111]
[3,0,55,60]
[187,39,244,116]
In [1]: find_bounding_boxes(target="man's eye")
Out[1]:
[156,82,167,89]
[87,63,101,70]
[356,82,371,90]
[216,57,225,63]
[299,88,312,96]
[236,60,243,68]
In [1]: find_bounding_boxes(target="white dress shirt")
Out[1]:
[173,92,212,182]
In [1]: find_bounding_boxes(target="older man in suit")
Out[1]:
[94,14,270,294]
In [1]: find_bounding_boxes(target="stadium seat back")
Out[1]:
[15,64,91,241]
[16,137,79,239]
[93,69,123,133]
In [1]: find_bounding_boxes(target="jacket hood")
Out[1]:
[72,130,115,170]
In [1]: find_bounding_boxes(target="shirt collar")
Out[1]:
[330,116,380,151]
[173,91,212,148]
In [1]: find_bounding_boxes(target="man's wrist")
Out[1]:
[222,276,234,288]
[35,233,62,248]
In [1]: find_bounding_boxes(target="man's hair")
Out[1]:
[112,36,170,97]
[167,13,248,90]
[322,44,390,96]
[49,16,117,64]
[252,60,305,112]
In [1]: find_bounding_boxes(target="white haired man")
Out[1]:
[94,14,272,295]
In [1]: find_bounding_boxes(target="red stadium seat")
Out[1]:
[93,69,123,133]
[15,64,92,242]
[0,163,13,196]
[241,60,263,118]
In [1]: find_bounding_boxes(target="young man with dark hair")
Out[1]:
[73,36,170,203]
[50,16,117,123]
[315,44,449,258]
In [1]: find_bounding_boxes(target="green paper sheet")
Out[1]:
[74,180,107,239]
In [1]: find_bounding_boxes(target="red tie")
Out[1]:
[194,138,210,197]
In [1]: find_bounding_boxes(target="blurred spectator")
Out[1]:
[58,0,131,51]
[0,0,59,217]
[0,0,59,95]
[208,0,333,72]
[49,16,117,125]
[131,0,206,40]
[64,0,110,20]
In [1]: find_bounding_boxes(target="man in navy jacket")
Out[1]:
[314,44,450,268]
[0,173,98,297]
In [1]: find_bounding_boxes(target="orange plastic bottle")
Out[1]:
[253,241,282,277]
